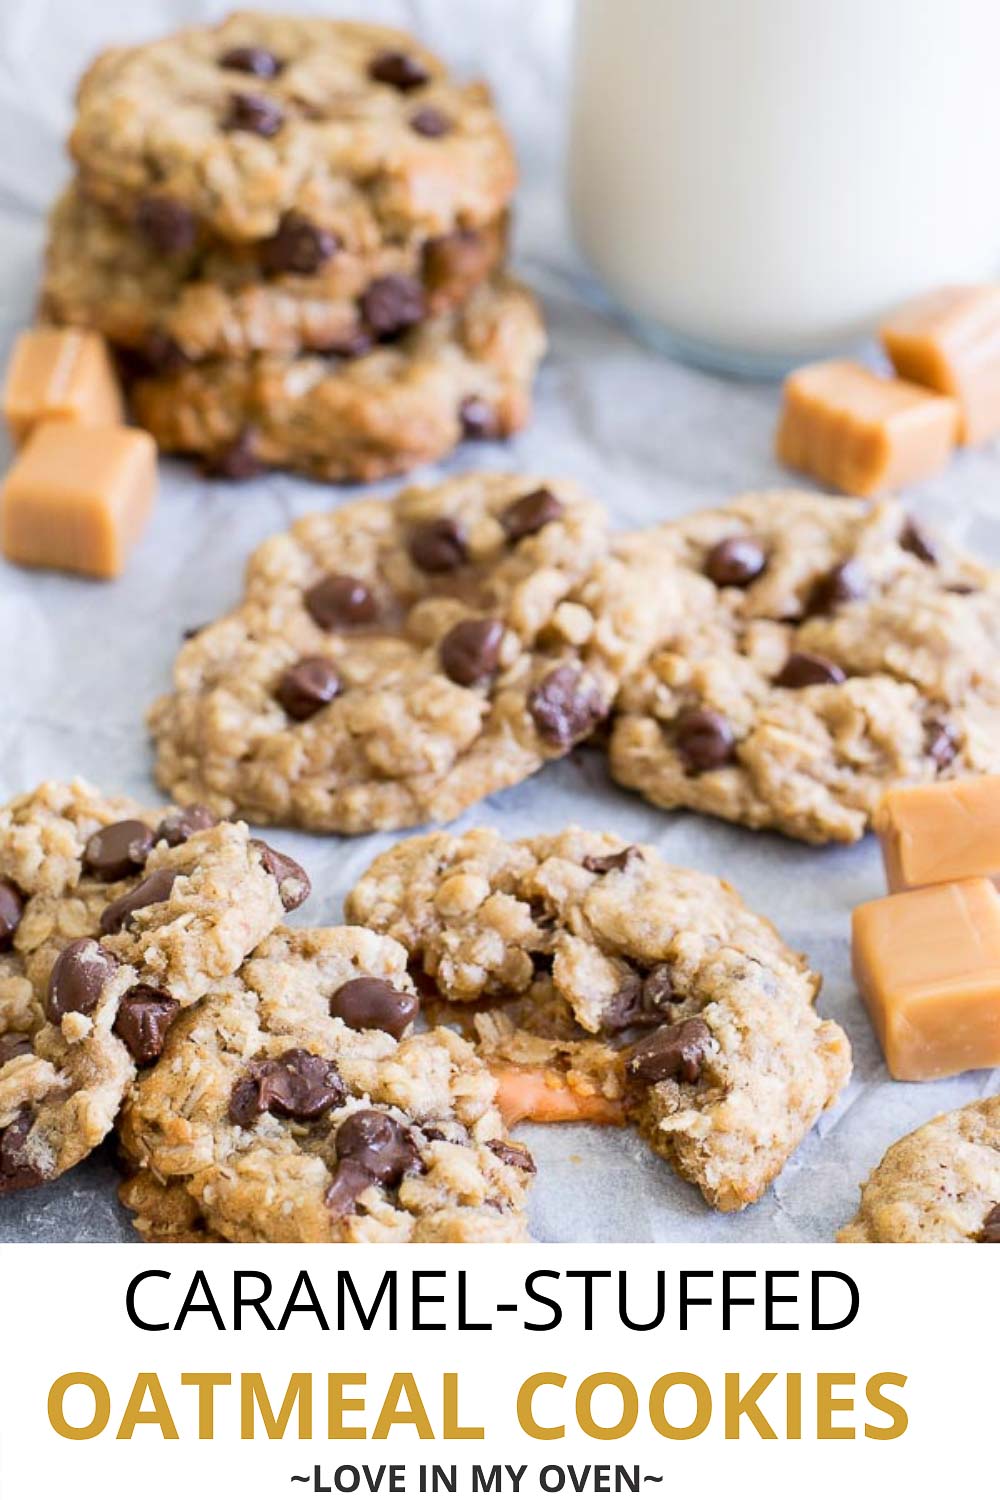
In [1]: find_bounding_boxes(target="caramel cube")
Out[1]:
[2,328,124,445]
[875,776,1000,892]
[1,421,156,579]
[853,878,1000,1080]
[882,286,1000,446]
[776,359,958,496]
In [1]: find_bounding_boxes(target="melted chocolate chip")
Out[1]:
[641,964,675,1010]
[368,50,430,90]
[46,938,119,1022]
[808,560,867,614]
[410,105,451,137]
[135,195,197,254]
[408,518,468,573]
[0,1033,32,1066]
[276,657,342,720]
[528,665,606,748]
[329,977,419,1040]
[99,869,178,936]
[305,573,378,630]
[260,211,339,275]
[0,1110,44,1193]
[218,45,283,78]
[704,535,766,588]
[601,970,646,1032]
[229,1048,344,1127]
[113,987,179,1066]
[324,1158,379,1219]
[203,427,263,480]
[439,618,505,686]
[501,488,565,542]
[0,879,24,951]
[361,274,427,338]
[926,718,959,770]
[900,517,939,565]
[155,804,217,848]
[333,1108,420,1184]
[223,91,284,136]
[488,1139,536,1173]
[627,1018,713,1085]
[82,819,154,881]
[251,840,311,911]
[458,395,500,440]
[674,707,735,773]
[583,847,638,875]
[981,1203,1000,1243]
[774,651,846,689]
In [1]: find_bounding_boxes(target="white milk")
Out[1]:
[569,0,1000,373]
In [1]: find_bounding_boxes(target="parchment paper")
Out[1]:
[2,0,998,1243]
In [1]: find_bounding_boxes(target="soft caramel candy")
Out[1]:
[881,286,1000,446]
[853,878,1000,1080]
[776,359,958,496]
[875,776,1000,892]
[1,421,156,579]
[2,328,124,444]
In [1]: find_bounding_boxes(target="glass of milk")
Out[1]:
[569,0,1000,375]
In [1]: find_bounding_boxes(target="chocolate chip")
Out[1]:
[218,45,283,78]
[0,1110,44,1193]
[223,91,284,136]
[774,651,846,689]
[410,105,451,137]
[260,211,339,276]
[674,707,735,773]
[113,987,179,1066]
[319,328,374,358]
[627,1018,713,1085]
[155,804,217,847]
[926,718,959,770]
[203,428,263,480]
[329,977,419,1040]
[141,331,190,374]
[488,1139,536,1173]
[808,560,867,614]
[601,970,645,1032]
[276,656,342,720]
[46,938,119,1022]
[458,395,500,440]
[324,1158,379,1219]
[0,1033,32,1066]
[501,488,565,542]
[439,618,504,687]
[408,518,468,573]
[361,275,427,338]
[305,573,378,630]
[900,518,939,565]
[642,964,675,1010]
[981,1203,1000,1243]
[251,840,311,911]
[229,1048,344,1128]
[135,195,197,254]
[528,665,606,748]
[704,535,766,588]
[82,819,154,881]
[583,847,637,875]
[368,50,430,90]
[333,1108,420,1184]
[0,879,24,951]
[99,869,178,936]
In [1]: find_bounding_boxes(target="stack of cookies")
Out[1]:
[40,11,546,481]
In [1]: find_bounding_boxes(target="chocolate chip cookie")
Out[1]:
[126,275,544,480]
[609,491,1000,843]
[148,472,658,833]
[838,1097,1000,1242]
[69,14,516,245]
[43,182,507,363]
[345,827,852,1211]
[118,925,533,1243]
[0,779,307,1193]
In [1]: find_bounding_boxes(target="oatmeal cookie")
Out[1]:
[118,925,533,1243]
[69,13,516,245]
[0,779,307,1193]
[838,1097,1000,1243]
[43,183,507,363]
[346,827,851,1211]
[609,491,1000,843]
[148,472,657,833]
[127,275,545,480]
